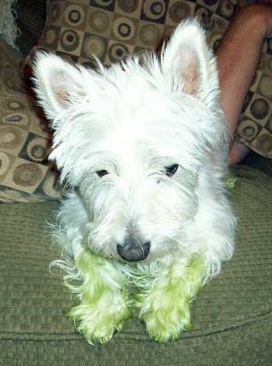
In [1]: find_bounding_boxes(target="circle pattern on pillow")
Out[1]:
[0,41,60,202]
[31,0,271,158]
[237,47,272,158]
[38,0,235,65]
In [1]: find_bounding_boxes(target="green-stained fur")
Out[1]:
[135,255,206,342]
[62,248,206,344]
[65,249,132,344]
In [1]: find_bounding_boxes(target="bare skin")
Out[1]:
[215,4,272,164]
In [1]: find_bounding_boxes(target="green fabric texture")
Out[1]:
[0,165,271,365]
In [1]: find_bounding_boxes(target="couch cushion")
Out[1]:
[0,165,271,365]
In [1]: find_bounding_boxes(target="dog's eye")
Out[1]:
[96,170,109,178]
[165,164,179,177]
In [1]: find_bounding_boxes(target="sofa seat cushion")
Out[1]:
[0,165,271,365]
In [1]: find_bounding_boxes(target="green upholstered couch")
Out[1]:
[1,1,271,365]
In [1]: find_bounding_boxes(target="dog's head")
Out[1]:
[34,20,228,263]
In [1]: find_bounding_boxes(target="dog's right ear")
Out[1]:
[33,53,93,124]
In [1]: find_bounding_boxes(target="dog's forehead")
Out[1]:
[75,65,213,169]
[101,85,199,147]
[98,70,189,130]
[102,70,161,111]
[99,64,207,125]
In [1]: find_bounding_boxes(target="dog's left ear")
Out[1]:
[161,19,218,105]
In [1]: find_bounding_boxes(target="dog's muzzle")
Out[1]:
[117,240,150,262]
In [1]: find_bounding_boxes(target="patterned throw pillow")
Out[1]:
[0,40,60,202]
[34,0,236,66]
[236,44,272,158]
[26,0,272,158]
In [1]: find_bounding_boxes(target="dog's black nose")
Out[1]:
[117,240,150,262]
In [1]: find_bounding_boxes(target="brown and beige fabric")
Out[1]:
[0,40,60,202]
[36,0,235,65]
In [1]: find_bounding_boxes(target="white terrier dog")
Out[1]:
[34,19,235,344]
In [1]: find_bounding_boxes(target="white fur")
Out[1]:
[34,19,236,344]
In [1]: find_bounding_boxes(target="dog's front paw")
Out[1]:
[139,290,191,342]
[63,249,132,344]
[137,255,205,342]
[69,300,131,344]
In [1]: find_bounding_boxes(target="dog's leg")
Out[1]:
[136,255,206,342]
[65,248,131,344]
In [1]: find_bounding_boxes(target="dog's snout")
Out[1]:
[117,240,150,262]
